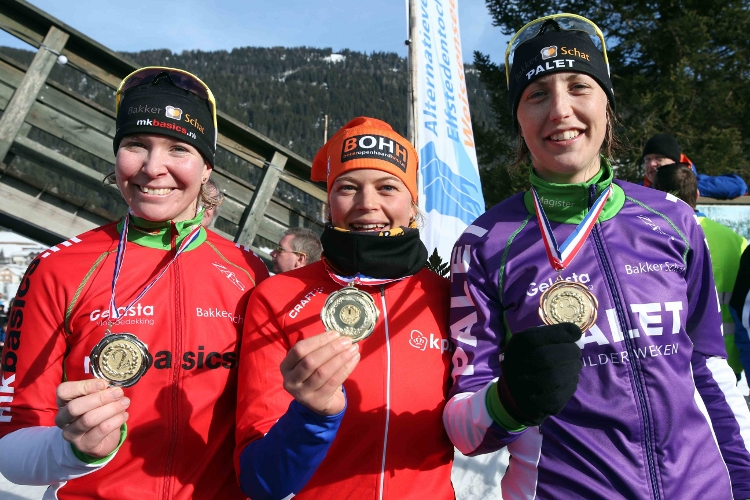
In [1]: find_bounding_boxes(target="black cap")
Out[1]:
[642,134,681,164]
[508,30,615,121]
[113,78,216,167]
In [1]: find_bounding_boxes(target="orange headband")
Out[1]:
[311,116,419,202]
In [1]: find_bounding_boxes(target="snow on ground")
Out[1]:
[0,473,46,500]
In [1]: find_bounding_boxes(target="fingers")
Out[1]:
[281,331,361,415]
[508,323,583,353]
[283,334,359,391]
[55,385,127,428]
[55,379,109,408]
[280,331,341,372]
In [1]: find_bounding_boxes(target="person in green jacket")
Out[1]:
[654,163,749,380]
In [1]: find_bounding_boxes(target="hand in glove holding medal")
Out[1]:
[496,323,583,427]
[280,330,361,415]
[54,379,130,458]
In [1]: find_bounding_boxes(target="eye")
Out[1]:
[526,88,546,100]
[171,145,189,153]
[123,140,145,149]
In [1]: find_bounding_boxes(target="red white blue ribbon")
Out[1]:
[108,213,202,322]
[531,185,612,271]
[325,267,410,288]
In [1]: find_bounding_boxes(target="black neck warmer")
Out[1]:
[320,225,428,279]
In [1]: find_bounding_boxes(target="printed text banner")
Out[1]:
[414,0,485,261]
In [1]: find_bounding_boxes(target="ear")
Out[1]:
[295,253,307,269]
[201,162,211,183]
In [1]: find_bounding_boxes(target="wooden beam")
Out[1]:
[10,135,118,194]
[0,175,102,238]
[235,152,287,247]
[0,25,68,160]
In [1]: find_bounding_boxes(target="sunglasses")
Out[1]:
[505,13,610,88]
[116,66,218,147]
[273,245,307,257]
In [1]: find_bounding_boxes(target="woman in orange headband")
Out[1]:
[235,117,455,499]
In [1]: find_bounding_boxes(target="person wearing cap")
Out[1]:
[642,133,748,198]
[235,117,454,499]
[0,67,269,499]
[443,14,750,499]
[652,163,750,383]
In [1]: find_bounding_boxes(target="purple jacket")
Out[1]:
[444,175,750,499]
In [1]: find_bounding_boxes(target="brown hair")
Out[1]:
[511,101,621,173]
[652,163,698,209]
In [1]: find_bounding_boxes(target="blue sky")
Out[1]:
[0,0,510,64]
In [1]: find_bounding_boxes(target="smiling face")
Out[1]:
[116,134,210,222]
[328,169,416,232]
[517,72,608,184]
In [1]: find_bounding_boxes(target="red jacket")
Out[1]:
[235,261,454,499]
[0,219,268,499]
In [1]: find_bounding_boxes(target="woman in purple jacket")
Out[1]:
[443,14,750,499]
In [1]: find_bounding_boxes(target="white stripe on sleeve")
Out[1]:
[443,380,498,455]
[706,356,750,455]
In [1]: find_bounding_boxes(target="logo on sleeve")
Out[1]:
[212,263,245,291]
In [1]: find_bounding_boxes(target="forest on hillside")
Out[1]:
[0,45,493,162]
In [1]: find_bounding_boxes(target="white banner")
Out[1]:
[413,0,485,261]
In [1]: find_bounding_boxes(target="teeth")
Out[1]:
[551,130,580,141]
[139,186,173,195]
[352,223,386,230]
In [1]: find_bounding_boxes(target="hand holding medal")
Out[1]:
[532,186,611,331]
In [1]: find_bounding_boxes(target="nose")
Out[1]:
[140,148,170,178]
[548,88,573,122]
[355,185,379,211]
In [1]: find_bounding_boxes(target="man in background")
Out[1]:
[654,163,749,379]
[270,227,322,274]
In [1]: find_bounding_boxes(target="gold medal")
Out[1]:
[539,280,598,331]
[90,333,152,387]
[321,284,379,343]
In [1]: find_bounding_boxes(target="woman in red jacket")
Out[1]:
[0,67,269,499]
[235,117,455,499]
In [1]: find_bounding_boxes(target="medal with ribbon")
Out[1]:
[90,214,202,387]
[320,268,411,343]
[531,185,611,331]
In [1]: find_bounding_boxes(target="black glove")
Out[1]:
[496,323,583,427]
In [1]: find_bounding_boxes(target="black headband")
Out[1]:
[113,79,216,166]
[508,30,615,121]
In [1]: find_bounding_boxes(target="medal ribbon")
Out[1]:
[531,185,612,271]
[108,213,202,322]
[324,266,411,288]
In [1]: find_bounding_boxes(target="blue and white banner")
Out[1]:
[414,0,485,261]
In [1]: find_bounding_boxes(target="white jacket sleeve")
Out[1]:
[0,426,116,487]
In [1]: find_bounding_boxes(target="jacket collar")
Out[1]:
[116,210,207,251]
[522,157,625,223]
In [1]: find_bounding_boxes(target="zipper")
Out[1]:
[162,222,182,499]
[588,185,660,499]
[378,284,391,500]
